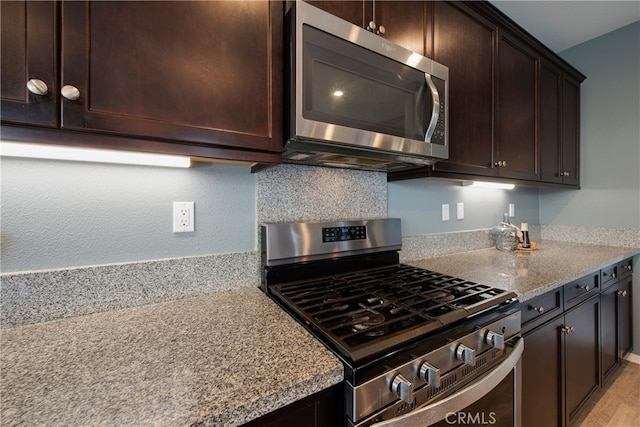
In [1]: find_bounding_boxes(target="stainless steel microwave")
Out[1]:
[284,1,449,172]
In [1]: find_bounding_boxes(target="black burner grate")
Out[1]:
[270,264,513,362]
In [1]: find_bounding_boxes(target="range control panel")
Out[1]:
[322,226,367,243]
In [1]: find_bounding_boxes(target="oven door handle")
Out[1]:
[372,337,524,427]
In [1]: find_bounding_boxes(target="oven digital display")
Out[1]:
[322,226,366,242]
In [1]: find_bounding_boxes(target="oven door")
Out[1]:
[372,337,524,427]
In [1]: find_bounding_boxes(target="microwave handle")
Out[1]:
[423,74,440,143]
[371,337,524,427]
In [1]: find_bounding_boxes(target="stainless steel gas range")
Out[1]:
[261,219,523,426]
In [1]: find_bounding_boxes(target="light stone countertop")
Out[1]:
[408,240,639,302]
[0,287,343,427]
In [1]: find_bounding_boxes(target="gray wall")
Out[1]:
[388,179,539,235]
[540,21,640,228]
[1,158,255,272]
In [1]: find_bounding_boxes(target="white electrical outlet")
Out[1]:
[442,204,450,221]
[457,202,464,220]
[173,202,194,233]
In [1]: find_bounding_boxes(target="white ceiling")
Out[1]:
[489,1,640,52]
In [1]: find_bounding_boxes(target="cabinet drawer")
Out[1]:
[619,258,633,281]
[564,273,599,309]
[522,288,563,329]
[601,264,619,290]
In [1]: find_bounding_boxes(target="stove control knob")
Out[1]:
[391,374,414,404]
[456,344,476,366]
[486,330,505,350]
[419,362,441,388]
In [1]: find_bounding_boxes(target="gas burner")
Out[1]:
[351,309,386,333]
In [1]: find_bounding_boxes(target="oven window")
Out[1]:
[430,371,515,427]
[302,24,432,142]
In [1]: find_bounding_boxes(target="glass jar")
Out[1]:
[492,214,519,252]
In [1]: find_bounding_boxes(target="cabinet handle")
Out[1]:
[26,78,49,96]
[530,306,544,315]
[624,265,632,272]
[577,284,590,292]
[494,161,507,167]
[61,85,80,101]
[617,290,627,297]
[603,271,616,279]
[561,325,575,335]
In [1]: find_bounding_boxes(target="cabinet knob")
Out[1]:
[564,172,570,177]
[61,85,80,101]
[367,20,376,31]
[494,161,506,167]
[26,78,49,96]
[617,290,628,297]
[531,306,545,315]
[603,271,616,279]
[577,284,590,292]
[561,325,575,335]
[624,265,632,272]
[378,25,385,35]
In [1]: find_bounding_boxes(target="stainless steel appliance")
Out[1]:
[261,219,523,426]
[284,1,449,172]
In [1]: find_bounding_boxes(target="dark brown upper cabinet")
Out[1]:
[389,1,584,186]
[428,2,497,178]
[1,1,58,127]
[305,0,426,55]
[540,59,581,186]
[1,1,283,165]
[494,30,539,181]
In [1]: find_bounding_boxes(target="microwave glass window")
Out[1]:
[303,25,432,142]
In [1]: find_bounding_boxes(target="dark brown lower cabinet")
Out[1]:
[242,383,342,427]
[601,277,633,382]
[522,294,601,427]
[564,296,600,425]
[522,316,564,427]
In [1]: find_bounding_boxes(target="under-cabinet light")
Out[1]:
[0,142,191,168]
[464,181,515,190]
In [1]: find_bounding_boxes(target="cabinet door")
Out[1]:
[305,1,425,55]
[375,1,425,56]
[522,316,564,427]
[561,76,580,185]
[601,283,619,381]
[618,277,633,358]
[495,31,539,181]
[564,296,600,425]
[60,1,282,154]
[431,2,497,178]
[1,0,57,127]
[305,1,364,27]
[539,60,562,184]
